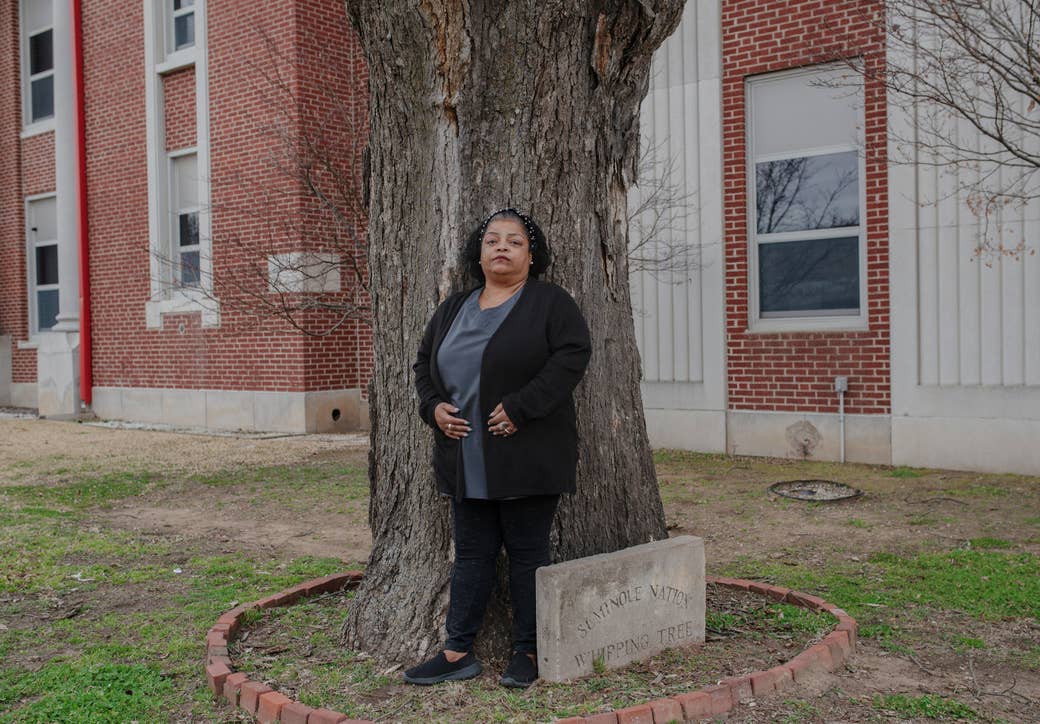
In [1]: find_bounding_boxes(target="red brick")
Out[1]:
[257,691,293,723]
[303,574,352,595]
[647,697,682,723]
[205,660,230,695]
[836,616,858,651]
[703,683,734,714]
[222,672,249,706]
[239,681,273,715]
[308,709,348,724]
[823,629,851,663]
[206,630,228,647]
[207,654,232,668]
[767,665,794,692]
[785,591,827,610]
[674,691,713,719]
[749,668,777,697]
[615,704,653,724]
[582,713,619,724]
[280,701,314,724]
[808,642,835,670]
[710,577,751,591]
[216,611,241,628]
[721,675,753,703]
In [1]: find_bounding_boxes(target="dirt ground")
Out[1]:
[2,416,1038,722]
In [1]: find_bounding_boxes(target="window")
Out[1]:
[169,0,195,53]
[169,152,200,286]
[27,196,59,333]
[747,66,865,328]
[20,0,54,126]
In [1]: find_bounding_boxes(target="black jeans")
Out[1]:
[444,495,559,655]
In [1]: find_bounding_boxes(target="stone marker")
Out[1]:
[536,535,705,682]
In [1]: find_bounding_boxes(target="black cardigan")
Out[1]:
[413,279,592,499]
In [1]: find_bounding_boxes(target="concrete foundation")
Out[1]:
[10,383,38,409]
[892,415,1040,476]
[37,331,81,417]
[644,408,726,452]
[726,410,891,464]
[90,385,368,433]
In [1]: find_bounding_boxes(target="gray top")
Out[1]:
[437,287,521,499]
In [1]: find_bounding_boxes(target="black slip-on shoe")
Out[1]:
[499,651,538,688]
[403,651,482,685]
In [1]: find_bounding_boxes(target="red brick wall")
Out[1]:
[0,0,35,384]
[0,1,52,385]
[21,132,55,197]
[294,0,371,393]
[84,0,371,395]
[722,0,889,415]
[163,66,196,150]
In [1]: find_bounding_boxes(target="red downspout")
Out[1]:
[72,0,91,407]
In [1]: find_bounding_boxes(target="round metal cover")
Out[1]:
[769,479,863,502]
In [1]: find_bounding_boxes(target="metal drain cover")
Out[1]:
[769,479,863,502]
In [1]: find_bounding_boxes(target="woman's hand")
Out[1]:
[488,403,517,436]
[434,403,471,440]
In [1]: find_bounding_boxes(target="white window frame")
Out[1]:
[19,0,56,135]
[168,148,201,287]
[25,193,59,336]
[169,0,196,54]
[745,65,869,334]
[143,0,216,328]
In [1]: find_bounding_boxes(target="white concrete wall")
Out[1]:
[888,9,1040,474]
[91,386,367,433]
[727,411,891,465]
[632,0,726,452]
[11,384,38,409]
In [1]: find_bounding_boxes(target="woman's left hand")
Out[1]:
[488,403,517,436]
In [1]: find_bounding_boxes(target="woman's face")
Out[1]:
[480,217,532,283]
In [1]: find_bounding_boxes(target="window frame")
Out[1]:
[158,0,197,71]
[25,193,59,336]
[143,0,216,327]
[19,0,55,133]
[745,64,869,334]
[167,148,201,288]
[169,0,195,53]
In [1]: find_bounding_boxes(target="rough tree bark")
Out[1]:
[341,0,685,664]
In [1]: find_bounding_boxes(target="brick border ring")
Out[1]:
[204,573,857,724]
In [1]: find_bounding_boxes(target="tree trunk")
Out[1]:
[341,0,685,664]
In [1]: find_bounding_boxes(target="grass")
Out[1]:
[0,662,174,724]
[0,459,366,723]
[890,466,924,478]
[872,693,977,720]
[231,584,833,722]
[1,471,158,511]
[720,547,1039,663]
[2,435,1038,723]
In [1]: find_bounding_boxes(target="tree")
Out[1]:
[859,0,1039,259]
[338,1,685,663]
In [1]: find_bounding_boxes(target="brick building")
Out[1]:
[1,1,1037,472]
[1,0,371,433]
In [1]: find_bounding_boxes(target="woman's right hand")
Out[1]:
[434,403,471,440]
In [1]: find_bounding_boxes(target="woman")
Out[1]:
[406,208,591,688]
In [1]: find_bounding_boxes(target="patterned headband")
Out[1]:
[479,207,539,248]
